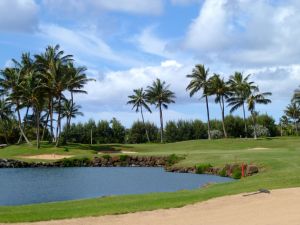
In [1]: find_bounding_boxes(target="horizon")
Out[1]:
[1,0,299,127]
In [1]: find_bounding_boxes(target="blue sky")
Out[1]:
[1,0,300,127]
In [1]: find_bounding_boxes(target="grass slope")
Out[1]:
[0,137,300,222]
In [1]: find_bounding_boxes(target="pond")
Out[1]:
[0,167,233,206]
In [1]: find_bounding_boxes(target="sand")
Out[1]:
[20,154,74,160]
[8,187,300,225]
[248,147,270,150]
[97,150,137,154]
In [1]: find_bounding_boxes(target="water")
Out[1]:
[0,167,233,206]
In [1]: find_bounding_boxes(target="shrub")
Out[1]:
[210,130,223,139]
[249,125,270,137]
[166,154,183,166]
[196,163,213,174]
[119,155,128,162]
[218,167,227,177]
[102,154,111,160]
[232,167,242,179]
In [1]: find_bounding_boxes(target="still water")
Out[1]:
[0,167,233,206]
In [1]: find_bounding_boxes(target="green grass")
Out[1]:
[1,137,300,222]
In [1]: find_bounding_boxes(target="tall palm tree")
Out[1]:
[61,99,83,143]
[35,44,73,144]
[146,79,175,143]
[0,99,13,144]
[247,91,272,139]
[284,102,300,135]
[186,64,212,140]
[208,74,231,138]
[0,68,31,144]
[127,88,152,142]
[227,72,258,136]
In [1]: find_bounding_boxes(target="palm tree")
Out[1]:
[127,88,152,142]
[186,64,212,139]
[227,72,258,137]
[208,74,230,138]
[0,67,31,144]
[146,79,175,143]
[61,99,83,143]
[0,99,13,144]
[284,102,300,135]
[247,91,272,139]
[35,44,73,144]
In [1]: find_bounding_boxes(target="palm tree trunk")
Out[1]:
[205,95,211,140]
[36,110,41,149]
[251,111,257,139]
[242,102,248,137]
[220,97,227,138]
[55,96,62,147]
[41,112,49,141]
[159,104,164,143]
[294,119,298,136]
[140,106,150,142]
[49,98,54,142]
[17,106,30,143]
[16,103,31,145]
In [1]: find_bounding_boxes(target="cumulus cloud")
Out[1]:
[42,0,164,15]
[76,60,194,109]
[184,0,300,67]
[0,0,39,32]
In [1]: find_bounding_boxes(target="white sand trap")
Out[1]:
[9,187,300,225]
[21,154,74,160]
[249,147,270,150]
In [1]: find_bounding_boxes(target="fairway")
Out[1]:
[0,137,300,222]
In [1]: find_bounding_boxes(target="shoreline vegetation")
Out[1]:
[0,137,300,222]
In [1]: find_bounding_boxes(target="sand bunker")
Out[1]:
[249,147,270,150]
[21,154,74,160]
[8,187,300,225]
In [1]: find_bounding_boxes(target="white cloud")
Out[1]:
[0,0,39,32]
[76,60,193,109]
[133,26,171,58]
[184,0,300,67]
[38,24,139,66]
[42,0,163,15]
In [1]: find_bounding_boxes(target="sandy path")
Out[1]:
[7,187,300,225]
[20,154,74,160]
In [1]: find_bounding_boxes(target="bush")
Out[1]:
[166,154,183,166]
[196,163,213,174]
[119,155,128,162]
[218,167,227,177]
[210,130,223,139]
[102,154,111,160]
[249,125,270,137]
[232,167,242,179]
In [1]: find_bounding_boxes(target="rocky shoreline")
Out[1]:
[0,156,259,178]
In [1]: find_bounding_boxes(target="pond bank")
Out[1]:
[0,155,259,178]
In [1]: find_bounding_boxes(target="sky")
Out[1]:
[1,0,300,127]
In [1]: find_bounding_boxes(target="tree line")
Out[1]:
[0,45,92,148]
[128,64,272,142]
[60,114,278,144]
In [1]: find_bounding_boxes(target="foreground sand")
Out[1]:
[7,187,300,225]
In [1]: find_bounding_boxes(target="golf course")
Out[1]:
[0,137,299,223]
